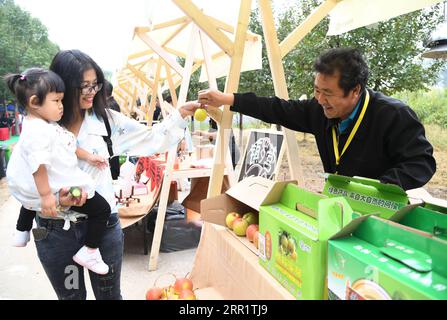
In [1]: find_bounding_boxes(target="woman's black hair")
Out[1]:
[49,49,108,127]
[3,68,65,109]
[314,47,369,96]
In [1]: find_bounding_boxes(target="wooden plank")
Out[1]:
[126,63,155,88]
[199,29,236,186]
[164,61,179,107]
[206,14,259,41]
[147,59,162,126]
[172,0,235,56]
[207,0,252,197]
[135,29,185,76]
[280,0,339,58]
[161,20,191,47]
[152,16,191,30]
[259,0,304,185]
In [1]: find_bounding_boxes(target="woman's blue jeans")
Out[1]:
[34,213,124,300]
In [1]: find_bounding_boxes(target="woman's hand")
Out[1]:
[198,89,234,108]
[59,187,87,207]
[178,101,201,118]
[87,154,108,170]
[40,193,57,217]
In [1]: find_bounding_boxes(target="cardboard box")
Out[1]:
[190,222,295,300]
[323,174,409,219]
[258,183,353,299]
[201,176,294,228]
[389,203,447,242]
[327,215,447,300]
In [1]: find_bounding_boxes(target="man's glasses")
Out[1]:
[79,83,103,95]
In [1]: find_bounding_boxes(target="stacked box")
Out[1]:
[328,215,447,300]
[323,174,408,219]
[258,183,353,299]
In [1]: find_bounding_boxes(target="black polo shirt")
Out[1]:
[231,89,436,190]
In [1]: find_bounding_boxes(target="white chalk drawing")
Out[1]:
[238,131,283,181]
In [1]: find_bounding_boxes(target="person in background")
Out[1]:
[104,80,121,113]
[198,47,436,190]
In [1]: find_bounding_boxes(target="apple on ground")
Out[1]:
[225,212,241,230]
[242,212,258,226]
[232,218,249,237]
[146,287,163,300]
[179,289,197,300]
[173,277,194,294]
[253,231,260,249]
[246,224,259,242]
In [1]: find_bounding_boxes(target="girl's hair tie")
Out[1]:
[19,75,26,81]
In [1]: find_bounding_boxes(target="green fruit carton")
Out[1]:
[327,214,447,300]
[258,183,354,300]
[323,174,409,219]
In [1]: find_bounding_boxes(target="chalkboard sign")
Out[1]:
[238,130,284,182]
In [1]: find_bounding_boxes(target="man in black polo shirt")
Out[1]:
[197,47,436,190]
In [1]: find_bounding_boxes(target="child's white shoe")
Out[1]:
[73,246,109,275]
[12,230,30,247]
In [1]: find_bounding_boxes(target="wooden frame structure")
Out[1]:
[114,2,263,270]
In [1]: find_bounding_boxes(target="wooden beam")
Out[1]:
[135,29,185,76]
[147,59,162,126]
[152,16,190,30]
[164,61,178,107]
[207,0,252,197]
[259,0,304,184]
[127,49,153,61]
[280,0,339,58]
[161,20,191,47]
[206,14,259,41]
[172,0,235,56]
[126,63,155,88]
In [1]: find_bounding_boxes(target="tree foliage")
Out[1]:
[241,0,447,98]
[0,0,60,104]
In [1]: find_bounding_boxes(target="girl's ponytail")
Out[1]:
[4,73,23,95]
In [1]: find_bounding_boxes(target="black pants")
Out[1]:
[17,192,111,248]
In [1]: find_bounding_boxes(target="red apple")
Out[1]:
[225,212,241,230]
[246,224,259,242]
[232,218,249,236]
[146,287,163,300]
[173,277,194,294]
[179,289,197,300]
[253,231,260,249]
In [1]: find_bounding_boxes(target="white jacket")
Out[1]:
[75,109,187,214]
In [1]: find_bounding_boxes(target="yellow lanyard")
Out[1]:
[332,90,370,166]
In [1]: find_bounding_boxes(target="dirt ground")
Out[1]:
[277,133,447,200]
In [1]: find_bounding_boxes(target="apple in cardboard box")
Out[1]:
[232,218,249,236]
[246,224,259,242]
[225,212,241,230]
[242,212,258,225]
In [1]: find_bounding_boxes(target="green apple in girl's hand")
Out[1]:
[70,187,82,198]
[119,155,127,165]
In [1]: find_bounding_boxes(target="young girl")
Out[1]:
[5,68,112,275]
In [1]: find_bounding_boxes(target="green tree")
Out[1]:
[0,0,60,104]
[239,0,446,98]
